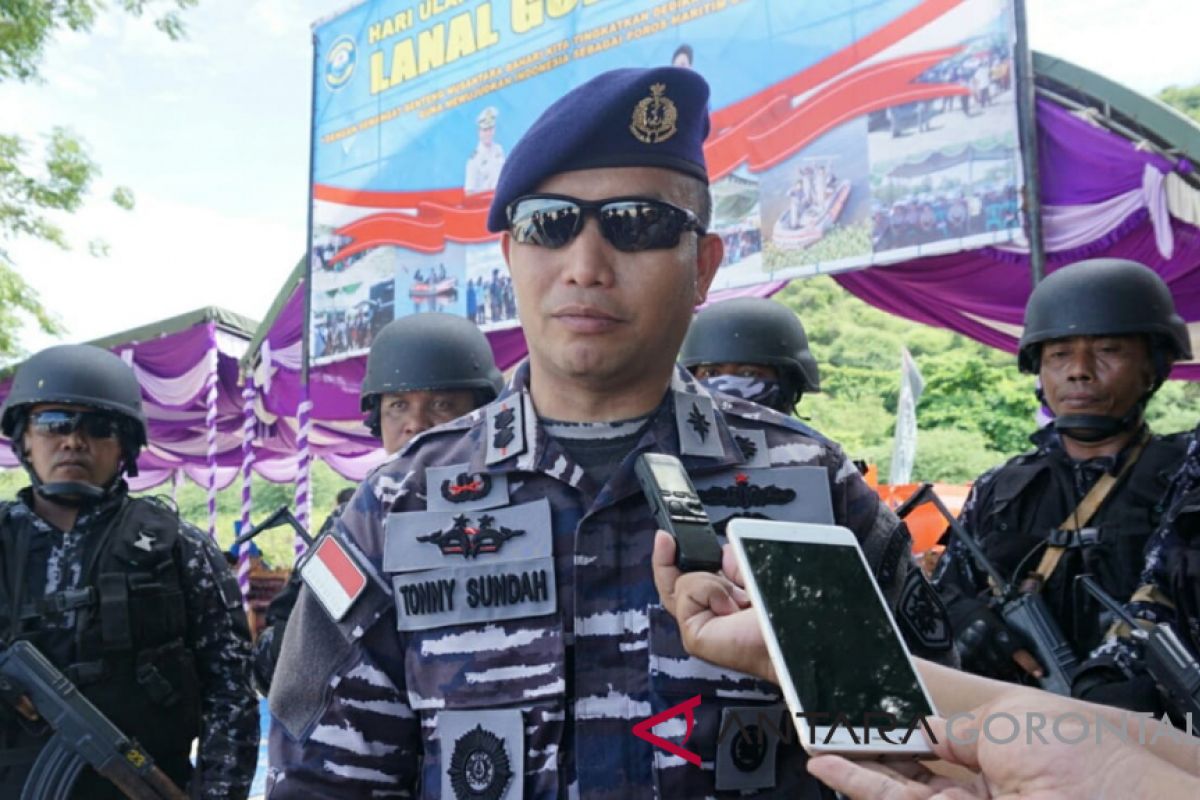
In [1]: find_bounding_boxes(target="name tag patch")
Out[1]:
[393,556,556,631]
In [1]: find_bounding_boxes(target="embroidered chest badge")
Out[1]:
[418,514,526,559]
[698,473,797,509]
[448,724,513,800]
[441,472,494,504]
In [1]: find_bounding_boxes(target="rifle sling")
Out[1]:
[1022,434,1149,595]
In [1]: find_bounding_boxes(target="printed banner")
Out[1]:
[309,0,1022,365]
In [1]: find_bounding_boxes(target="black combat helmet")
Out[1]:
[1,344,148,499]
[361,313,503,436]
[679,297,820,412]
[1018,258,1191,441]
[1018,258,1191,385]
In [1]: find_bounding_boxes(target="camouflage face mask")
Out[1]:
[698,375,784,411]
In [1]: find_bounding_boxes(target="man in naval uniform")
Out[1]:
[465,106,505,195]
[267,66,954,800]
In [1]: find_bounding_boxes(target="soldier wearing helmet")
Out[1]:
[679,296,820,415]
[251,313,502,694]
[932,259,1192,700]
[359,312,504,453]
[0,344,258,798]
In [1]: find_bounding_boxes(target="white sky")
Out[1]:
[4,0,1199,357]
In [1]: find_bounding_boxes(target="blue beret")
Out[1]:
[487,67,711,233]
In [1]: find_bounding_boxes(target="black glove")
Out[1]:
[1072,662,1162,714]
[955,606,1029,680]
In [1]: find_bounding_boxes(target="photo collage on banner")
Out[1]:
[309,0,1024,365]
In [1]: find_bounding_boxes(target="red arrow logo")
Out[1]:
[631,694,702,766]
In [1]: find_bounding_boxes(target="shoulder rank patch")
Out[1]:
[674,392,723,457]
[897,569,952,652]
[426,463,509,512]
[300,534,367,622]
[486,398,526,465]
[440,709,524,800]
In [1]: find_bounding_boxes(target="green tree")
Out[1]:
[775,276,1200,484]
[1159,83,1200,123]
[0,0,195,358]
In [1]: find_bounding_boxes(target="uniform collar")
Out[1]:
[473,363,750,480]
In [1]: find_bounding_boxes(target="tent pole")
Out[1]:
[237,372,256,609]
[1013,0,1046,286]
[204,324,220,540]
[294,31,320,555]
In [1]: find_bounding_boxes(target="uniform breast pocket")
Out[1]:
[405,617,566,800]
[647,606,808,797]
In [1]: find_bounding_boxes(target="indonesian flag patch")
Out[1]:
[301,535,368,621]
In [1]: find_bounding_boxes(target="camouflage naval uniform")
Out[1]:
[932,425,1187,682]
[0,485,260,799]
[268,364,953,799]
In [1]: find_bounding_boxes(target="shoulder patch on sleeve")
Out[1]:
[896,569,953,652]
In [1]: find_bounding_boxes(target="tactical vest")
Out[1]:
[975,435,1187,654]
[0,497,200,795]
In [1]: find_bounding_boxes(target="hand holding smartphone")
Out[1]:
[727,519,938,758]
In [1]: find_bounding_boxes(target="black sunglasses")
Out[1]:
[28,410,122,440]
[506,194,707,252]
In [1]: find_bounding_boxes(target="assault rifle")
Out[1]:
[0,640,187,800]
[233,504,313,550]
[1076,575,1200,720]
[895,482,1079,695]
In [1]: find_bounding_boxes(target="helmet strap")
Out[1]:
[1053,399,1146,444]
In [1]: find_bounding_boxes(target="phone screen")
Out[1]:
[742,538,933,727]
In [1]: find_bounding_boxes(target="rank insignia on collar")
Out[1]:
[674,392,724,457]
[133,530,155,552]
[448,724,513,800]
[733,434,758,461]
[417,513,526,559]
[687,402,712,442]
[486,398,526,465]
[729,427,770,468]
[630,82,678,144]
[441,472,493,504]
[698,473,797,509]
[492,408,516,449]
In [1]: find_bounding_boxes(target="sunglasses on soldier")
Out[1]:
[28,409,122,440]
[506,194,707,252]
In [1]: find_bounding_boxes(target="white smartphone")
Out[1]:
[727,518,937,757]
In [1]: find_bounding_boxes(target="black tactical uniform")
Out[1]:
[680,296,820,414]
[932,259,1191,690]
[250,313,503,695]
[0,345,259,798]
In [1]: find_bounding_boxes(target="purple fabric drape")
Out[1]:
[836,97,1200,380]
